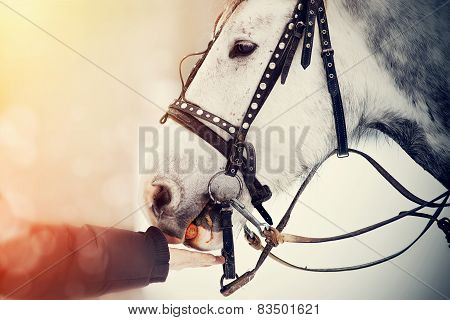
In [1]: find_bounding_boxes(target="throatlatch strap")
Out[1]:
[318,4,348,157]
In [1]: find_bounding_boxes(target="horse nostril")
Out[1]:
[146,179,181,218]
[152,185,172,214]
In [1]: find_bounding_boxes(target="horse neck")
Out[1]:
[331,0,450,189]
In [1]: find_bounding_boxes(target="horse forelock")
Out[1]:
[225,0,246,10]
[215,0,246,33]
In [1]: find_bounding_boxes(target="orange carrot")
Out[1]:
[185,224,198,240]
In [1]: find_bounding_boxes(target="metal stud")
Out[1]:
[279,42,286,50]
[197,110,204,115]
[229,127,236,134]
[242,123,249,129]
[213,117,220,123]
[181,103,188,109]
[260,83,267,90]
[288,23,294,30]
[269,62,276,69]
[251,103,258,110]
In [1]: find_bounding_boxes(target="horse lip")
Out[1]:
[149,191,221,248]
[151,204,163,218]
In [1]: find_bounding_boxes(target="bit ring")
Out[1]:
[208,171,243,204]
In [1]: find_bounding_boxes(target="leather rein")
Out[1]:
[160,0,450,296]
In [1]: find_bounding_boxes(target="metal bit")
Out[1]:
[230,199,269,236]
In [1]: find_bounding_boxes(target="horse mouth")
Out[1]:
[150,202,223,251]
[182,204,223,251]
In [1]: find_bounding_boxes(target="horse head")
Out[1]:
[141,0,346,250]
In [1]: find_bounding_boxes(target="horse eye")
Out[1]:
[229,41,258,58]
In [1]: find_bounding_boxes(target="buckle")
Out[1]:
[293,21,305,37]
[321,48,334,57]
[225,142,245,176]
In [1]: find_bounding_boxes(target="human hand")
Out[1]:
[169,248,225,271]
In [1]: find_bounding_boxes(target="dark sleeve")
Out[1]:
[0,224,169,299]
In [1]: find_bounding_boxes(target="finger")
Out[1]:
[190,252,225,267]
[169,248,225,270]
[197,255,225,267]
[215,256,226,264]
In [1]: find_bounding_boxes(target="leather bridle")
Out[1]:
[160,0,450,296]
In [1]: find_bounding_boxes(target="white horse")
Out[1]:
[142,0,449,259]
